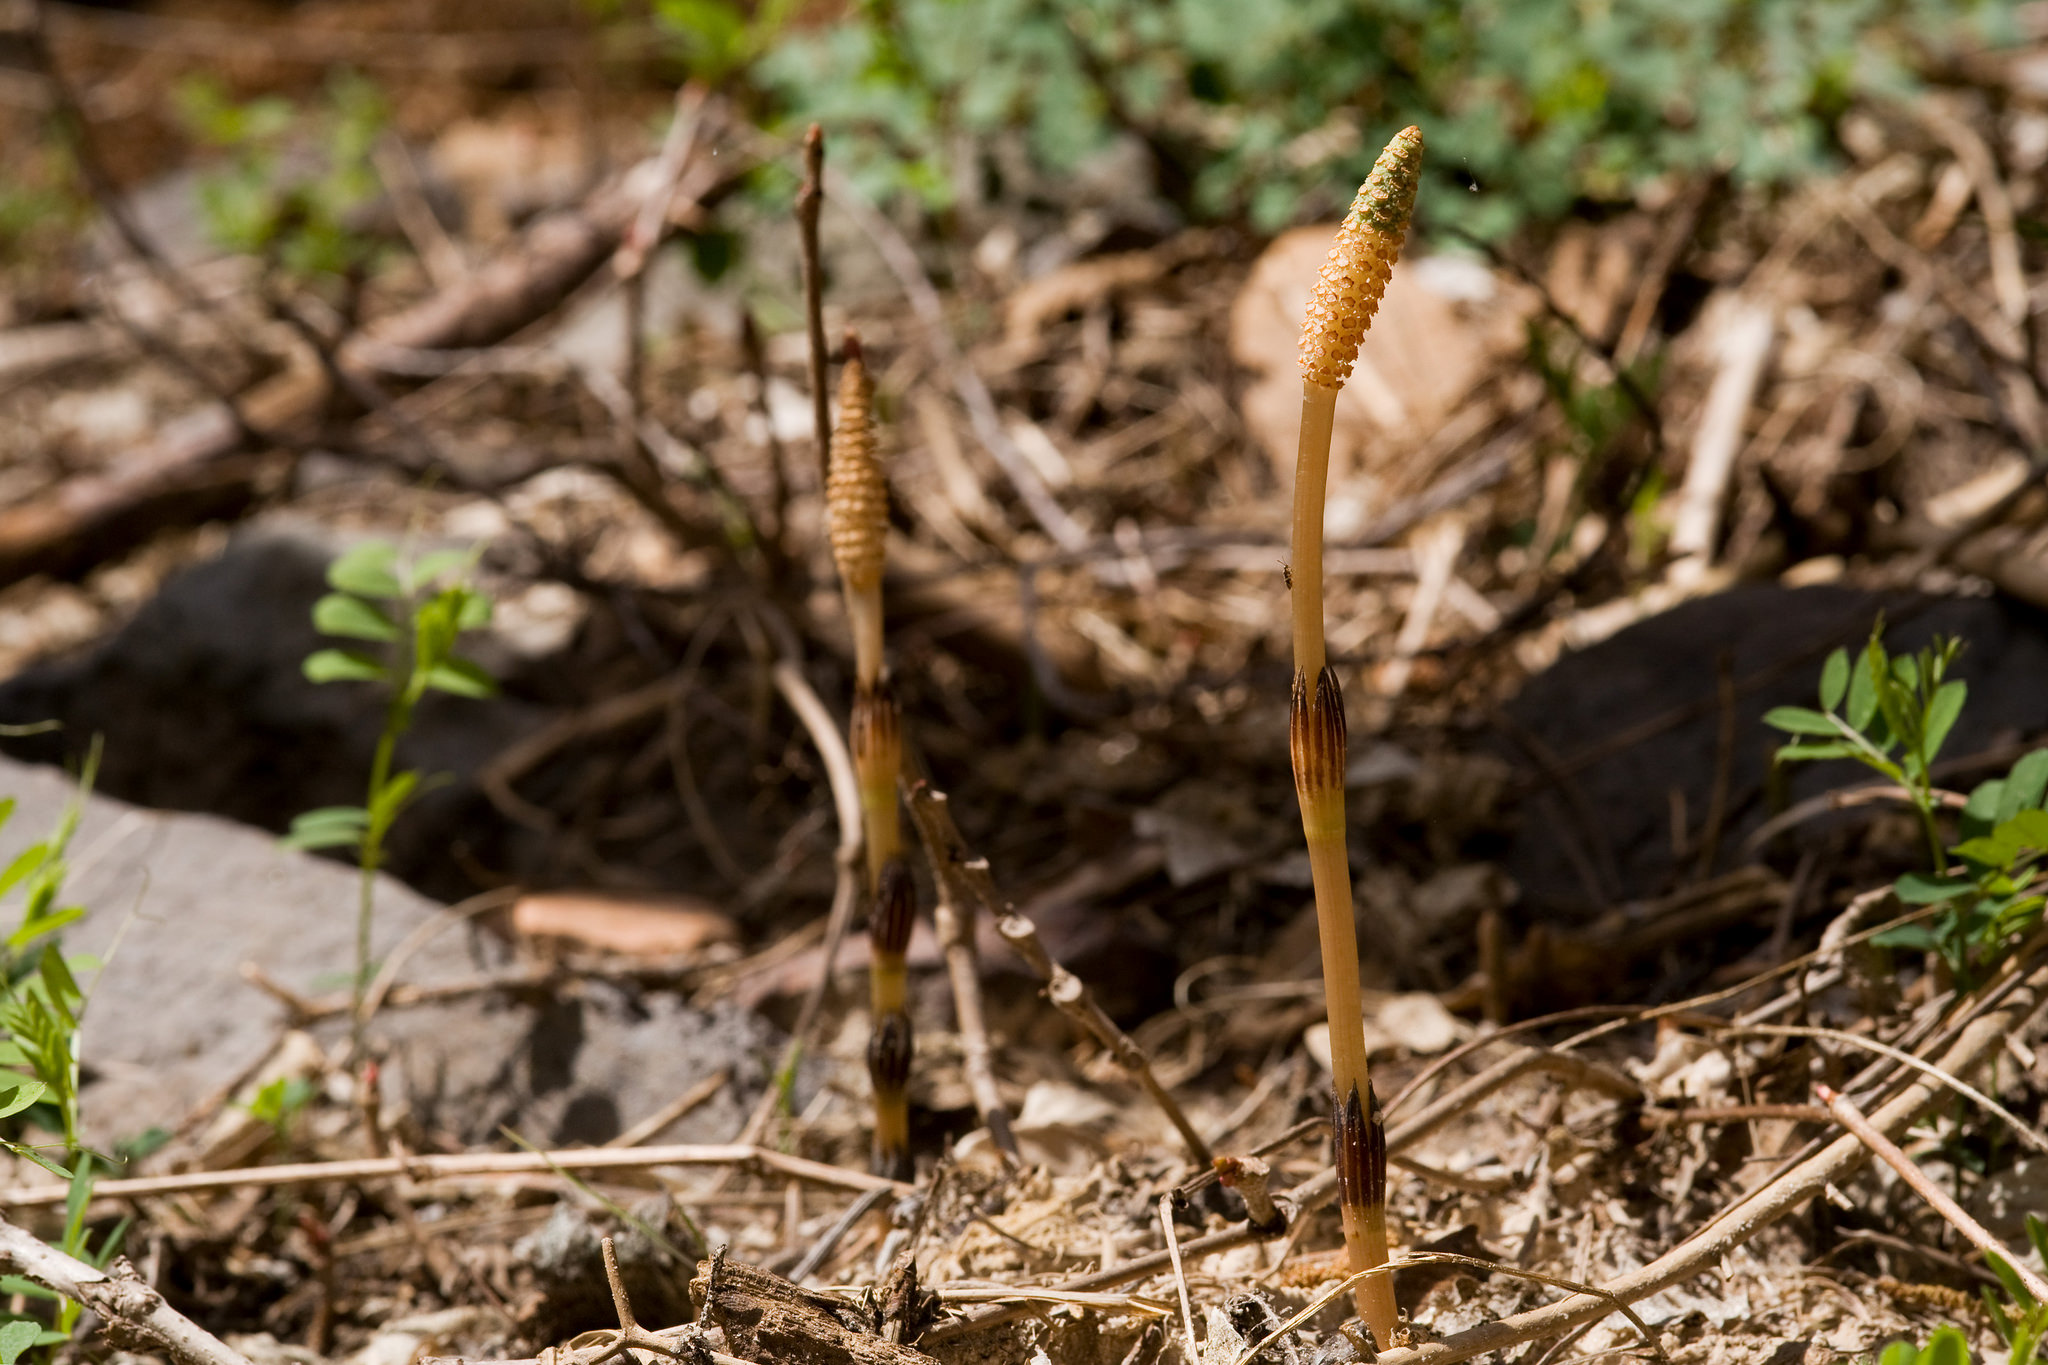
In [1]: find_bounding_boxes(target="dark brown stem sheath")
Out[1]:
[868,1009,914,1182]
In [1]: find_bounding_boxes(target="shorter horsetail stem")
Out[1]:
[868,1009,914,1181]
[826,331,888,689]
[1333,1082,1397,1348]
[851,681,904,885]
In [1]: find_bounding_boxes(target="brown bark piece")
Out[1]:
[690,1255,942,1365]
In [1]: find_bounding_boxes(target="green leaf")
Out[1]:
[1846,647,1880,732]
[0,1078,47,1121]
[1872,922,1939,952]
[1818,648,1849,712]
[0,1142,69,1179]
[39,951,79,1022]
[1965,778,2005,842]
[290,806,369,832]
[0,1318,40,1365]
[278,825,361,852]
[368,770,422,828]
[1878,1343,1919,1365]
[455,588,493,631]
[1764,706,1837,736]
[1955,834,2020,869]
[406,547,472,591]
[1921,1325,1972,1365]
[1923,679,1967,762]
[2002,749,2048,822]
[1894,872,1971,904]
[0,1277,58,1302]
[422,657,497,699]
[326,541,402,598]
[1776,739,1860,762]
[6,907,83,951]
[303,649,388,685]
[1990,1249,2036,1310]
[312,592,399,643]
[0,842,50,899]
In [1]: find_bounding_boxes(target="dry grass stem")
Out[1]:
[1364,963,2043,1364]
[1817,1082,2048,1303]
[997,912,1214,1165]
[0,1143,915,1209]
[797,123,830,469]
[901,782,1021,1161]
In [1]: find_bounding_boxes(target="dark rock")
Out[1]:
[1499,585,2048,917]
[0,523,547,903]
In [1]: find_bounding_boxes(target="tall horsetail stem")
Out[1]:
[826,330,917,1179]
[1289,125,1421,1353]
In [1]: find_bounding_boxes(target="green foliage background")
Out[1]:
[658,0,2021,236]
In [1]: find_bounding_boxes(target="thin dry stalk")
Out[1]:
[1290,124,1423,1352]
[0,1213,253,1365]
[997,912,1212,1165]
[1362,963,2044,1365]
[1158,1195,1199,1362]
[1817,1082,2048,1303]
[899,783,1020,1161]
[0,1143,914,1209]
[797,125,831,473]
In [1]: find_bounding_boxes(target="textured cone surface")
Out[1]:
[1299,125,1424,390]
[827,354,887,591]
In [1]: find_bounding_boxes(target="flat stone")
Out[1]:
[0,754,785,1153]
[0,752,478,1148]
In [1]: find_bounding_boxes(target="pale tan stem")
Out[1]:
[1291,383,1340,677]
[845,584,885,693]
[1309,838,1367,1100]
[1346,1206,1398,1348]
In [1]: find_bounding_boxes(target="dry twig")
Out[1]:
[1817,1082,2048,1303]
[996,911,1212,1165]
[0,1215,253,1365]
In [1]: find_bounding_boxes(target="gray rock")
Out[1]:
[0,751,481,1148]
[0,755,789,1153]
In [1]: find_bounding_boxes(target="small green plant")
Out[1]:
[1982,1215,2048,1365]
[1766,623,1966,875]
[0,746,133,1350]
[747,0,2013,235]
[242,1075,316,1146]
[1882,746,2048,986]
[0,745,103,1175]
[286,541,495,1046]
[1878,1324,1975,1365]
[176,70,387,281]
[1768,623,2048,984]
